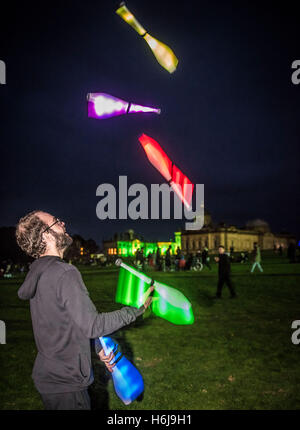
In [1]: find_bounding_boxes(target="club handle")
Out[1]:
[99,336,109,355]
[99,336,123,367]
[115,258,153,285]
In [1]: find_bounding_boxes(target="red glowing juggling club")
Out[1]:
[138,133,194,210]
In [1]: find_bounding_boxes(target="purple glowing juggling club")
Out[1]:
[87,92,161,119]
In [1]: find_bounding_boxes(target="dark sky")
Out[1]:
[0,0,299,247]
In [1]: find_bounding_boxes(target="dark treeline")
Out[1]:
[0,226,31,263]
[0,226,100,264]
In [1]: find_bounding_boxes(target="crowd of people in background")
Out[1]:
[1,241,300,278]
[132,242,300,273]
[0,260,31,278]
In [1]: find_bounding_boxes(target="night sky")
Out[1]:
[0,0,299,247]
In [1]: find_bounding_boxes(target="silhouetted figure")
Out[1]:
[179,255,186,271]
[165,246,171,271]
[135,248,141,266]
[240,252,245,263]
[214,246,236,299]
[147,252,153,267]
[175,247,181,271]
[140,247,145,271]
[186,253,193,270]
[250,245,263,273]
[202,247,211,270]
[162,255,166,272]
[156,247,162,271]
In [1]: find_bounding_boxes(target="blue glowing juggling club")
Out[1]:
[99,336,144,405]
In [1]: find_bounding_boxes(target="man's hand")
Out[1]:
[214,257,219,262]
[99,349,116,373]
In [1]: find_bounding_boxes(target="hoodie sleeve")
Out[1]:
[56,267,145,339]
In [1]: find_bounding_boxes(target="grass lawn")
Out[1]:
[0,253,300,410]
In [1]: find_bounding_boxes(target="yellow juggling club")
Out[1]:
[116,2,178,73]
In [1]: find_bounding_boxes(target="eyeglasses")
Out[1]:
[42,217,63,234]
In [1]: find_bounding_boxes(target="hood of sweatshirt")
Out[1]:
[18,256,62,300]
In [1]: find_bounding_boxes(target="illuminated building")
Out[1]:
[102,212,295,258]
[181,211,296,253]
[103,229,181,257]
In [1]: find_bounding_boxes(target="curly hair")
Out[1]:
[16,211,48,258]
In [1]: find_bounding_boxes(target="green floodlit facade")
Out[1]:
[106,232,182,257]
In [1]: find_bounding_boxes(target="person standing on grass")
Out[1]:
[250,244,263,273]
[165,245,172,271]
[15,210,153,410]
[202,247,212,270]
[140,247,145,271]
[214,246,237,299]
[156,246,162,271]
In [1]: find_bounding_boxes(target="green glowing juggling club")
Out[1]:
[115,259,194,325]
[115,263,153,308]
[151,281,194,325]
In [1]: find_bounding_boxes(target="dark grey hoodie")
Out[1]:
[18,256,144,394]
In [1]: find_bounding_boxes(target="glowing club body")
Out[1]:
[115,259,194,325]
[87,93,161,119]
[139,133,194,210]
[99,336,144,405]
[116,2,178,73]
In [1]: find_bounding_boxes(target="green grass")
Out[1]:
[1,254,300,410]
